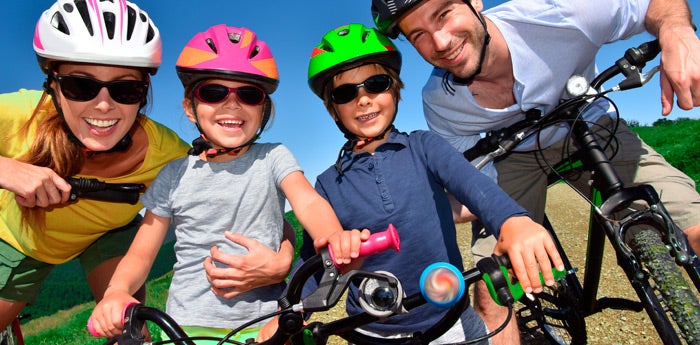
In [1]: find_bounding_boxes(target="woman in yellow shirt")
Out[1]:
[0,0,293,332]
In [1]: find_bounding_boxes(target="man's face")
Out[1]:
[398,0,487,79]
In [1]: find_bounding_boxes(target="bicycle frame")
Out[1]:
[546,116,700,343]
[465,39,700,344]
[0,316,26,345]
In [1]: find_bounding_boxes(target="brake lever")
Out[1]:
[612,65,660,92]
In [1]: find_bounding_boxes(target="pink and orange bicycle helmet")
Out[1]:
[33,0,162,74]
[176,24,279,94]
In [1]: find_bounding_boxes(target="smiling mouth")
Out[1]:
[218,119,244,128]
[445,44,464,61]
[84,118,118,132]
[357,112,379,121]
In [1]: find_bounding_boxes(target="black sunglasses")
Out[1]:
[55,74,148,105]
[194,84,267,106]
[331,74,393,104]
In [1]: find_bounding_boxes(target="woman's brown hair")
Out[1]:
[9,85,148,230]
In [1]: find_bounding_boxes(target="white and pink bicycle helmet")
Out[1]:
[176,24,279,94]
[33,0,162,74]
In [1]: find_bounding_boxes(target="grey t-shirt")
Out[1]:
[141,143,301,329]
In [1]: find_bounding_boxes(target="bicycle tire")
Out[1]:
[0,328,16,345]
[630,226,700,344]
[516,274,587,345]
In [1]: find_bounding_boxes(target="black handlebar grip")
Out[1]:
[68,178,144,204]
[624,40,660,68]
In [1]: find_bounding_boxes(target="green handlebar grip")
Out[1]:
[483,267,567,306]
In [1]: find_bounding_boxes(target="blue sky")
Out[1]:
[1,1,698,185]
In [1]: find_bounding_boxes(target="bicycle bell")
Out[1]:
[358,271,404,317]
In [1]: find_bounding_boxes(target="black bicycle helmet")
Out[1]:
[371,0,427,39]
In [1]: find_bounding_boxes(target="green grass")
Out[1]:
[629,118,700,192]
[16,118,700,343]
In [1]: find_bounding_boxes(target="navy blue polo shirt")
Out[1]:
[308,129,528,333]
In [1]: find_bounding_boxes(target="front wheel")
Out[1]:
[516,272,587,345]
[630,226,700,344]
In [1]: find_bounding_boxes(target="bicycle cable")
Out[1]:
[216,308,289,345]
[441,304,514,345]
[533,92,624,219]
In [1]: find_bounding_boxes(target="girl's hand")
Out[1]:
[0,157,71,208]
[314,228,371,266]
[88,291,138,338]
[256,315,292,343]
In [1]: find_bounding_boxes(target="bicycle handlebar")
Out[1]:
[463,39,660,167]
[67,177,145,205]
[96,223,565,345]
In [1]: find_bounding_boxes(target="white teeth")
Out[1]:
[357,113,379,121]
[446,45,463,60]
[218,120,243,126]
[84,118,118,128]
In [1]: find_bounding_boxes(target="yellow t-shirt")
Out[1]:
[0,89,190,264]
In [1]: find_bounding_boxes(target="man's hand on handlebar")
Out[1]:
[656,24,700,115]
[494,216,565,294]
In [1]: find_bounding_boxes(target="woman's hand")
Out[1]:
[0,156,71,207]
[204,230,294,299]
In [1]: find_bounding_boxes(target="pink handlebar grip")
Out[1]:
[87,318,99,337]
[328,224,400,267]
[87,301,139,337]
[358,224,401,256]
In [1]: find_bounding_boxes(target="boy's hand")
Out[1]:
[493,216,565,294]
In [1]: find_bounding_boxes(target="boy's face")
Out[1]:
[398,0,487,79]
[330,64,396,142]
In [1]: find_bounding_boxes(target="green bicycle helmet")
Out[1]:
[308,23,401,99]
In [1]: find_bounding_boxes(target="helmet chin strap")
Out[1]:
[450,0,491,85]
[333,102,398,174]
[44,77,132,157]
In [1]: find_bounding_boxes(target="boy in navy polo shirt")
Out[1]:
[299,23,564,343]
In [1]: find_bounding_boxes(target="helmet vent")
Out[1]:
[250,46,260,59]
[125,6,136,40]
[146,23,155,43]
[50,12,70,35]
[62,3,74,13]
[103,12,116,39]
[362,31,370,43]
[228,32,241,44]
[74,0,94,36]
[205,38,218,54]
